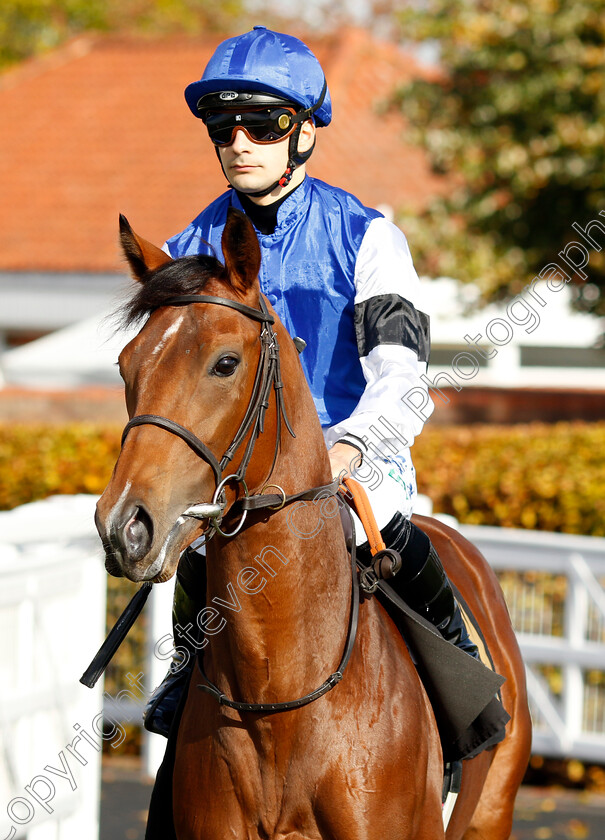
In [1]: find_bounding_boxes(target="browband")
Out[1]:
[164,295,275,325]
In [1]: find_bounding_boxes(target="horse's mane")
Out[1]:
[119,254,225,328]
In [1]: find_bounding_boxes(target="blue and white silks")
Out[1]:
[164,176,433,527]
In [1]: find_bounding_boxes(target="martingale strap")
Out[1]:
[196,503,360,713]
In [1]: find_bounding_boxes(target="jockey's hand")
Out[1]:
[328,442,362,483]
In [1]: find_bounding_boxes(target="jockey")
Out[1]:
[145,26,478,737]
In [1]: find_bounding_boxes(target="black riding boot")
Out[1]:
[359,512,479,659]
[143,546,206,737]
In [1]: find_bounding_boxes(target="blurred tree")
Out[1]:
[394,0,605,316]
[0,0,244,70]
[249,0,402,37]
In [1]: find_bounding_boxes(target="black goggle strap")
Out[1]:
[289,77,328,126]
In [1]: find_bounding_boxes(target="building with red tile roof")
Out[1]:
[4,29,602,422]
[0,28,445,274]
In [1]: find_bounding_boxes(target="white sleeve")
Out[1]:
[325,217,433,455]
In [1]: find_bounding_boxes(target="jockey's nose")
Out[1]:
[230,127,253,152]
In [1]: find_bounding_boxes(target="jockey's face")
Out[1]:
[217,119,315,205]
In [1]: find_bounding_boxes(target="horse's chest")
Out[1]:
[174,722,333,839]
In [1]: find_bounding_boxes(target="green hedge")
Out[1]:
[1,420,605,535]
[0,424,121,510]
[412,421,605,536]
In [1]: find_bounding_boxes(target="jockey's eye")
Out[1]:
[212,355,239,377]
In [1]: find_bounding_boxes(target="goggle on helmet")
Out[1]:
[196,89,328,148]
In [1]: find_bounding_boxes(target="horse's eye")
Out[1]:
[213,355,239,377]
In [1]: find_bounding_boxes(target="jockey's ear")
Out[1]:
[119,214,172,282]
[221,207,261,293]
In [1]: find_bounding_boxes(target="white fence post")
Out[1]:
[0,496,105,840]
[564,555,588,746]
[142,579,176,779]
[462,524,605,763]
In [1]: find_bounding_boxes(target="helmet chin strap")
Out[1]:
[249,125,317,198]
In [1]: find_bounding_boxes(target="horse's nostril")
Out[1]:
[123,506,153,561]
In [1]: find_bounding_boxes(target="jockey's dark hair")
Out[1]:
[118,253,224,328]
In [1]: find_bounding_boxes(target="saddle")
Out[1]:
[341,478,510,763]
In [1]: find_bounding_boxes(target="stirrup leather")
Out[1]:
[339,477,402,592]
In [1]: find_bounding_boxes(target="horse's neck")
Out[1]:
[204,389,351,704]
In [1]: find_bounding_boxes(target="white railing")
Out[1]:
[3,495,605,798]
[461,525,605,764]
[0,496,105,840]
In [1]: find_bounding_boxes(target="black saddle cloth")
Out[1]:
[373,576,510,761]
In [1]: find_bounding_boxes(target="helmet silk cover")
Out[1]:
[185,26,332,127]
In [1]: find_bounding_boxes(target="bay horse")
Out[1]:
[96,208,531,839]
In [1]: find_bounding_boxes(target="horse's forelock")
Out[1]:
[119,254,224,328]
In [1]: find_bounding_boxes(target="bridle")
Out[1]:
[119,291,360,713]
[121,293,342,536]
[123,293,302,538]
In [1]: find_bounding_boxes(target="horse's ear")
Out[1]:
[119,214,172,283]
[221,207,261,293]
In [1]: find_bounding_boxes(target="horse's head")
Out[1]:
[96,208,287,582]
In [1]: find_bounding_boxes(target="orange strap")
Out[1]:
[340,476,385,556]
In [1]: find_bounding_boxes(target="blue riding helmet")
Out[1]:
[184,26,332,127]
